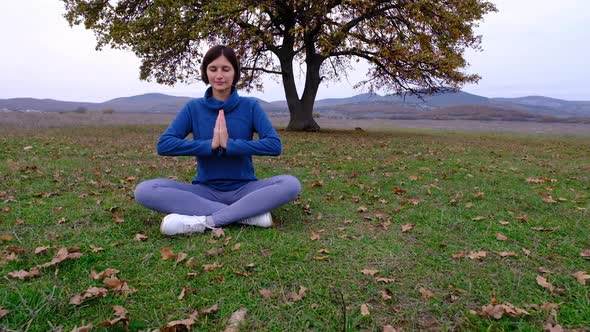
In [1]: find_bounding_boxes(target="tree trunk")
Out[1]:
[286,102,320,131]
[279,53,321,131]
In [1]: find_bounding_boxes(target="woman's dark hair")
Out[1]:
[200,45,240,86]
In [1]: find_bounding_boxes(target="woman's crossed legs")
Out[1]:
[134,175,301,228]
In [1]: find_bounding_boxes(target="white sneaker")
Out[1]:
[238,212,273,228]
[160,214,210,235]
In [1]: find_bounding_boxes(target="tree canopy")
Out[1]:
[63,0,496,131]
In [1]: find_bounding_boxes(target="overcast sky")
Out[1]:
[0,1,588,103]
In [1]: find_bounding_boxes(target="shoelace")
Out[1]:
[184,222,214,233]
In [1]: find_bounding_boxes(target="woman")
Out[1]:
[134,45,301,236]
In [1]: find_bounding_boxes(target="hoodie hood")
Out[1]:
[200,86,240,113]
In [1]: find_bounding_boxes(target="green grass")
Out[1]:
[1,125,589,331]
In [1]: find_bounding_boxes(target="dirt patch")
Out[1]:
[2,111,589,137]
[0,111,175,129]
[277,116,590,137]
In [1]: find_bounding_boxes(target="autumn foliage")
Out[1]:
[61,0,496,131]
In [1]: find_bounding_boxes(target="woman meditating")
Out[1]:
[134,45,301,235]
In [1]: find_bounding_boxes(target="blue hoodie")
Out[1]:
[157,87,281,191]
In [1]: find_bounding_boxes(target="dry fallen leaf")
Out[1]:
[361,269,379,276]
[0,307,9,319]
[0,234,14,242]
[34,246,51,254]
[360,303,370,316]
[8,268,40,280]
[223,236,233,246]
[544,322,565,332]
[178,286,192,300]
[536,275,555,292]
[522,248,531,256]
[287,286,307,302]
[206,247,225,256]
[401,223,414,232]
[310,231,320,241]
[223,307,248,332]
[71,324,93,332]
[200,303,219,315]
[162,311,199,331]
[90,245,104,252]
[211,228,225,238]
[160,247,177,260]
[467,251,487,260]
[1,252,18,264]
[134,233,148,241]
[526,177,553,183]
[375,277,396,283]
[37,247,83,269]
[186,257,197,267]
[231,243,241,251]
[380,289,392,301]
[531,226,557,232]
[103,277,135,295]
[91,268,119,280]
[473,192,485,199]
[259,289,273,298]
[419,287,435,299]
[203,262,223,272]
[174,252,188,265]
[497,251,518,258]
[580,249,590,257]
[112,214,125,223]
[479,302,529,319]
[572,271,590,285]
[541,193,557,203]
[99,305,129,328]
[383,325,401,332]
[446,294,460,303]
[70,287,108,305]
[452,251,466,259]
[495,233,508,241]
[5,246,25,254]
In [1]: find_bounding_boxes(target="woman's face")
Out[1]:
[206,55,235,95]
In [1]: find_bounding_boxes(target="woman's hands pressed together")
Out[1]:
[211,109,228,149]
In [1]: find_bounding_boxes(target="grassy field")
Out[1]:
[1,125,589,331]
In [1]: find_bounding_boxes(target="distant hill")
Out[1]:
[101,93,192,112]
[0,93,284,114]
[1,91,589,123]
[491,96,590,117]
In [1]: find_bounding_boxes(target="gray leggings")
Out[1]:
[134,175,301,227]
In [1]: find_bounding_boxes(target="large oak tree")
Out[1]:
[62,0,496,131]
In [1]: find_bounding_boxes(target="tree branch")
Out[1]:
[241,66,283,75]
